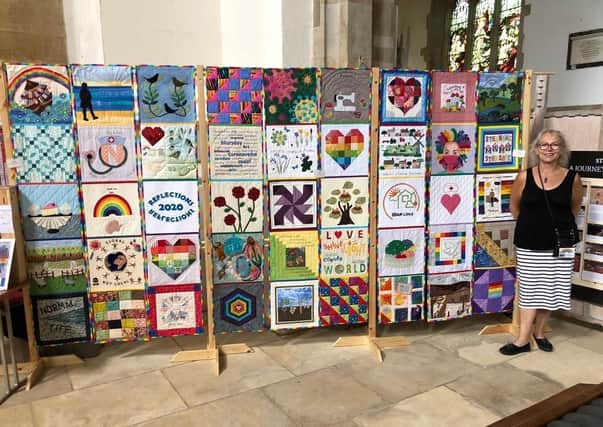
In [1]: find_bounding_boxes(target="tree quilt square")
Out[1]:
[147,234,200,286]
[263,68,318,124]
[143,180,200,234]
[209,126,263,179]
[477,72,522,124]
[321,177,369,228]
[475,222,516,268]
[211,181,263,233]
[476,173,516,222]
[477,125,520,172]
[429,174,475,226]
[427,271,472,321]
[378,227,425,276]
[211,232,264,284]
[378,275,424,324]
[214,282,265,333]
[269,180,317,230]
[270,280,319,330]
[206,66,263,125]
[320,68,371,123]
[319,276,368,326]
[380,70,429,123]
[472,267,516,314]
[378,125,427,177]
[266,125,318,179]
[320,228,368,277]
[33,293,90,345]
[378,177,425,228]
[269,230,319,280]
[91,290,147,342]
[428,223,473,274]
[321,124,370,177]
[148,284,203,337]
[431,71,477,123]
[87,237,145,292]
[141,124,197,179]
[430,124,476,175]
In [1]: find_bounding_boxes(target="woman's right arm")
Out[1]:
[510,170,527,219]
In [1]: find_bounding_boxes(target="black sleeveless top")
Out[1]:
[513,168,576,250]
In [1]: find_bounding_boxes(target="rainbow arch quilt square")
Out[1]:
[319,276,368,326]
[472,267,516,314]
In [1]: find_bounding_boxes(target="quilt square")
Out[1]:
[431,71,477,123]
[266,125,318,179]
[320,228,369,277]
[33,293,90,345]
[136,65,196,123]
[19,183,82,240]
[209,126,263,179]
[11,124,76,183]
[141,124,197,179]
[72,65,135,126]
[5,64,72,124]
[26,239,87,296]
[380,70,429,123]
[320,69,371,123]
[143,181,200,234]
[269,180,317,230]
[147,234,200,286]
[87,237,145,292]
[378,275,424,324]
[211,232,264,284]
[476,173,516,222]
[321,177,369,228]
[321,124,370,177]
[431,124,476,175]
[269,230,319,280]
[91,290,147,341]
[429,175,475,225]
[427,271,472,321]
[378,125,427,176]
[477,125,520,172]
[475,221,516,267]
[264,68,319,124]
[472,268,516,314]
[378,227,425,276]
[477,72,522,124]
[81,182,141,237]
[206,66,263,125]
[0,239,14,292]
[214,282,265,333]
[270,280,319,330]
[379,177,425,228]
[428,223,473,274]
[211,181,263,233]
[78,125,138,182]
[319,276,368,326]
[148,284,203,337]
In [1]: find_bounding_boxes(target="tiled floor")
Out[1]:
[1,314,602,426]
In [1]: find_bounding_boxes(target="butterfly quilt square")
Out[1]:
[430,124,476,175]
[319,276,368,326]
[148,284,203,337]
[427,271,472,321]
[321,177,369,228]
[321,124,370,177]
[87,237,145,292]
[477,125,520,172]
[477,72,522,124]
[143,181,200,234]
[378,227,425,277]
[475,221,516,268]
[380,70,429,123]
[211,181,263,233]
[209,126,263,179]
[81,182,141,237]
[269,230,319,281]
[91,290,147,342]
[212,232,264,284]
[264,68,319,124]
[320,69,371,123]
[378,275,424,324]
[378,125,427,176]
[269,180,317,230]
[431,71,477,123]
[214,282,265,333]
[476,174,516,222]
[428,223,473,274]
[141,124,197,179]
[270,280,319,330]
[379,177,425,228]
[429,175,475,225]
[266,125,318,179]
[147,234,200,286]
[33,293,90,345]
[472,267,516,314]
[320,228,368,277]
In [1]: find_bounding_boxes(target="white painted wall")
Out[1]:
[523,0,603,107]
[282,0,315,66]
[63,0,105,63]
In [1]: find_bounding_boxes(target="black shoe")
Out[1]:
[533,335,554,352]
[499,342,531,356]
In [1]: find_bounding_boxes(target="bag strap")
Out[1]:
[536,164,558,227]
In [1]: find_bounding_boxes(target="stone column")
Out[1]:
[372,0,397,67]
[63,0,104,63]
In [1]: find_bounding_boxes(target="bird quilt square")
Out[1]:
[81,182,141,238]
[320,228,369,277]
[319,276,368,326]
[206,66,263,125]
[5,64,72,124]
[430,124,476,175]
[78,125,138,182]
[378,275,424,324]
[214,282,265,333]
[147,234,200,286]
[269,230,319,281]
[71,65,135,126]
[91,290,147,342]
[477,72,522,124]
[269,180,317,230]
[266,125,318,179]
[26,239,87,296]
[476,174,516,222]
[263,68,319,124]
[380,70,429,123]
[378,227,425,277]
[429,175,475,225]
[19,183,82,241]
[11,124,76,183]
[148,284,203,337]
[427,271,472,321]
[143,181,200,234]
[477,125,520,172]
[211,181,263,233]
[472,267,516,314]
[212,232,264,284]
[208,126,263,179]
[379,177,425,228]
[321,177,369,228]
[87,237,145,292]
[428,223,473,274]
[270,280,319,330]
[431,71,477,123]
[475,221,516,268]
[141,124,197,179]
[321,68,371,123]
[378,125,427,176]
[321,124,370,177]
[33,293,90,345]
[136,65,196,123]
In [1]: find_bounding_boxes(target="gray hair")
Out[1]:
[527,129,570,168]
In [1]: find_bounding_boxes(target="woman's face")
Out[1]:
[536,133,562,165]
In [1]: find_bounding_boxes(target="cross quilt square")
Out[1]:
[379,177,425,228]
[429,174,475,226]
[270,280,319,330]
[320,228,368,277]
[33,293,90,345]
[475,221,516,268]
[81,182,141,237]
[431,71,477,123]
[147,234,200,286]
[209,125,263,179]
[378,275,424,324]
[476,173,516,222]
[91,290,147,342]
[321,177,369,228]
[378,227,425,276]
[211,181,263,233]
[141,124,197,179]
[472,267,516,314]
[269,230,319,281]
[87,237,145,292]
[378,125,427,176]
[266,125,318,179]
[428,223,473,274]
[319,276,368,326]
[148,284,203,337]
[477,125,520,172]
[427,271,472,321]
[380,70,429,123]
[320,68,371,123]
[143,181,200,234]
[431,124,476,175]
[211,232,264,284]
[214,282,265,333]
[264,68,319,124]
[269,180,317,230]
[321,124,370,177]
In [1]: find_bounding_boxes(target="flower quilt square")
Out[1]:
[33,293,90,345]
[428,223,473,274]
[321,177,369,228]
[147,234,200,286]
[140,124,197,179]
[87,237,145,292]
[476,173,516,222]
[269,230,319,281]
[430,124,476,175]
[472,267,516,314]
[477,72,522,124]
[264,68,318,124]
[211,181,263,233]
[378,275,424,324]
[81,182,141,237]
[379,177,425,228]
[427,271,472,321]
[214,282,265,333]
[380,70,429,123]
[431,71,477,123]
[477,125,520,172]
[475,221,516,268]
[148,284,203,337]
[429,175,475,225]
[378,125,427,176]
[321,124,370,177]
[143,181,200,234]
[319,276,368,326]
[270,280,319,330]
[266,125,318,179]
[211,232,264,284]
[208,125,263,179]
[269,180,317,230]
[378,227,425,276]
[91,290,147,342]
[320,228,368,277]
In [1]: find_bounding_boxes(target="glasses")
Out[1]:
[537,143,561,151]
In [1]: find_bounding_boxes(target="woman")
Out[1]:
[499,129,582,355]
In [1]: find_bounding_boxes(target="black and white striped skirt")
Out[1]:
[516,247,573,310]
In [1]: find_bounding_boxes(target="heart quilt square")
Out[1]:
[148,235,200,285]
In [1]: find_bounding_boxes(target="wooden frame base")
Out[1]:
[334,335,410,363]
[170,343,253,376]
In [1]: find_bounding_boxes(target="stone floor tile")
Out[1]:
[568,329,603,355]
[457,338,523,366]
[546,317,600,343]
[162,347,293,407]
[3,367,72,407]
[171,334,208,351]
[447,363,563,417]
[0,402,34,427]
[353,386,499,427]
[262,366,386,426]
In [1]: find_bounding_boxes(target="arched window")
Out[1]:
[448,0,522,72]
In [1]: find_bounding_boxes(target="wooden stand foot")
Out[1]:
[170,343,253,376]
[333,335,410,363]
